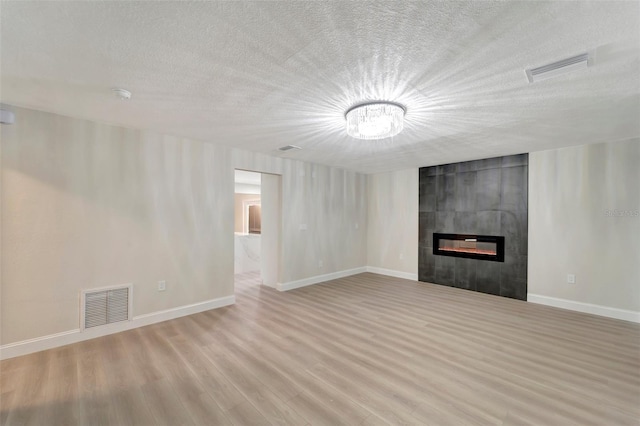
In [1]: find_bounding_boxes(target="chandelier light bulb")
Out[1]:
[345,102,405,140]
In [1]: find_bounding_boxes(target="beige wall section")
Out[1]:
[260,174,282,287]
[1,107,368,345]
[234,193,260,233]
[1,108,235,344]
[528,139,640,312]
[233,150,368,284]
[367,169,418,275]
[279,161,367,282]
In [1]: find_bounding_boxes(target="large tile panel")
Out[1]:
[418,154,528,300]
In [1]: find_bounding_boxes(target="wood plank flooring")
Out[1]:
[1,272,639,425]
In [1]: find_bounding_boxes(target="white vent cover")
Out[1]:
[526,52,591,83]
[278,145,301,152]
[81,284,132,330]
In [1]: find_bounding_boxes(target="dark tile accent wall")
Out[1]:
[418,154,528,300]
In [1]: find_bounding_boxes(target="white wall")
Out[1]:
[260,173,281,287]
[528,139,640,320]
[234,182,260,194]
[367,169,418,278]
[1,108,235,345]
[233,149,368,284]
[0,107,367,346]
[7,106,635,352]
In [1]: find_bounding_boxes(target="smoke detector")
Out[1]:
[112,88,132,100]
[525,52,592,83]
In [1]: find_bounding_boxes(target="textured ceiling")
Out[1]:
[1,1,639,174]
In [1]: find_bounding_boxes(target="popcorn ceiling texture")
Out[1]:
[1,1,638,173]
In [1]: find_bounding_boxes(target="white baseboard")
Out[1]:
[277,267,367,291]
[366,266,418,281]
[0,295,235,360]
[527,294,640,323]
[275,266,419,292]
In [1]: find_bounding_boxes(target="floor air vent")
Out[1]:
[81,284,132,330]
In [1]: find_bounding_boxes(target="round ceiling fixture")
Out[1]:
[112,88,132,100]
[345,101,405,140]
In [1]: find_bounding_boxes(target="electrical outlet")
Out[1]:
[158,280,166,291]
[567,274,575,284]
[318,260,323,268]
[399,253,404,260]
[299,224,308,231]
[355,223,359,229]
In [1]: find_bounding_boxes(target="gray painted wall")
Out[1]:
[418,154,528,300]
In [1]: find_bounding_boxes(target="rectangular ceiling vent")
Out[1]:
[526,52,591,83]
[278,145,301,152]
[81,284,132,330]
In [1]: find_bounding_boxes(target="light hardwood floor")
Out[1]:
[1,272,639,425]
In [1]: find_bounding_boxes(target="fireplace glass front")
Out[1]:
[433,233,504,262]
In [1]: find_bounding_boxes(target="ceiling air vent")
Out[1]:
[278,145,301,152]
[525,52,591,83]
[81,284,132,330]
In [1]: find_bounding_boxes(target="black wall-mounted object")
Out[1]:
[433,233,505,262]
[418,154,528,300]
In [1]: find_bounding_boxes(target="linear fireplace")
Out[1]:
[433,233,505,262]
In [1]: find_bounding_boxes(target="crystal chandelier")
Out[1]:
[345,102,405,140]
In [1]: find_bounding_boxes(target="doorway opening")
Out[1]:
[234,169,282,291]
[234,170,261,282]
